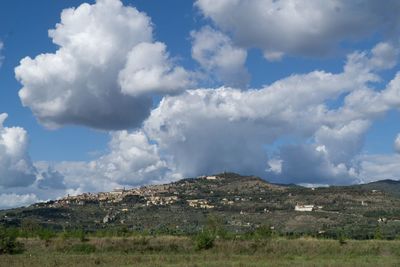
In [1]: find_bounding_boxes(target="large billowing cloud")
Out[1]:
[15,0,191,130]
[140,43,400,185]
[30,43,400,193]
[191,26,249,88]
[0,113,36,188]
[195,0,400,60]
[37,42,396,187]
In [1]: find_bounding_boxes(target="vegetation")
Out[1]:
[194,230,215,250]
[1,235,400,266]
[0,227,23,255]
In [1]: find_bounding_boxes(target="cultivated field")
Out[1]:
[1,237,400,267]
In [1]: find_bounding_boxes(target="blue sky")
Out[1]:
[0,0,400,208]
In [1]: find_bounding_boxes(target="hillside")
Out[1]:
[357,179,400,197]
[2,173,400,239]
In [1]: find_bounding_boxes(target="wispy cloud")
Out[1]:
[0,41,4,67]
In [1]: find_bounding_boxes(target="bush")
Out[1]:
[60,229,88,241]
[194,231,215,250]
[338,231,347,245]
[68,243,96,254]
[0,228,24,254]
[38,228,57,242]
[374,226,383,240]
[254,225,273,240]
[79,229,89,242]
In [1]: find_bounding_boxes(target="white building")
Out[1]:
[295,204,314,212]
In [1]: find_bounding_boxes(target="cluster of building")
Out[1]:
[42,185,176,208]
[221,198,235,205]
[187,199,215,209]
[145,195,178,206]
[42,179,226,211]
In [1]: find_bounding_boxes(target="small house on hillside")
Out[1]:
[295,204,314,212]
[111,188,125,195]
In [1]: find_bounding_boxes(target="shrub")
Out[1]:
[38,228,56,242]
[68,243,96,254]
[338,231,347,245]
[374,226,383,240]
[0,228,24,254]
[60,229,88,241]
[79,229,89,242]
[194,231,215,250]
[254,225,273,240]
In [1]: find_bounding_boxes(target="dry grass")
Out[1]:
[1,237,400,267]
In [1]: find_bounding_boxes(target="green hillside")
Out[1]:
[2,173,400,239]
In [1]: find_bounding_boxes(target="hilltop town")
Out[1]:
[2,173,400,239]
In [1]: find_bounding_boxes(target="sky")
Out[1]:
[1,0,400,209]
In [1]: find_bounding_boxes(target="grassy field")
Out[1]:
[1,236,400,267]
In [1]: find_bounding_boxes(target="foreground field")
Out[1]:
[1,237,400,267]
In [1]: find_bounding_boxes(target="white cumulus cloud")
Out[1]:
[119,42,193,97]
[191,26,249,88]
[195,0,400,60]
[93,130,175,186]
[15,0,191,130]
[0,113,36,188]
[141,43,400,185]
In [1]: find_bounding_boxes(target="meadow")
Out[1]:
[1,236,400,267]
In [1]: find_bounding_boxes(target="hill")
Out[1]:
[357,179,400,197]
[2,173,400,239]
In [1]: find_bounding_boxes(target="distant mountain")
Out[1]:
[357,179,400,197]
[2,173,400,239]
